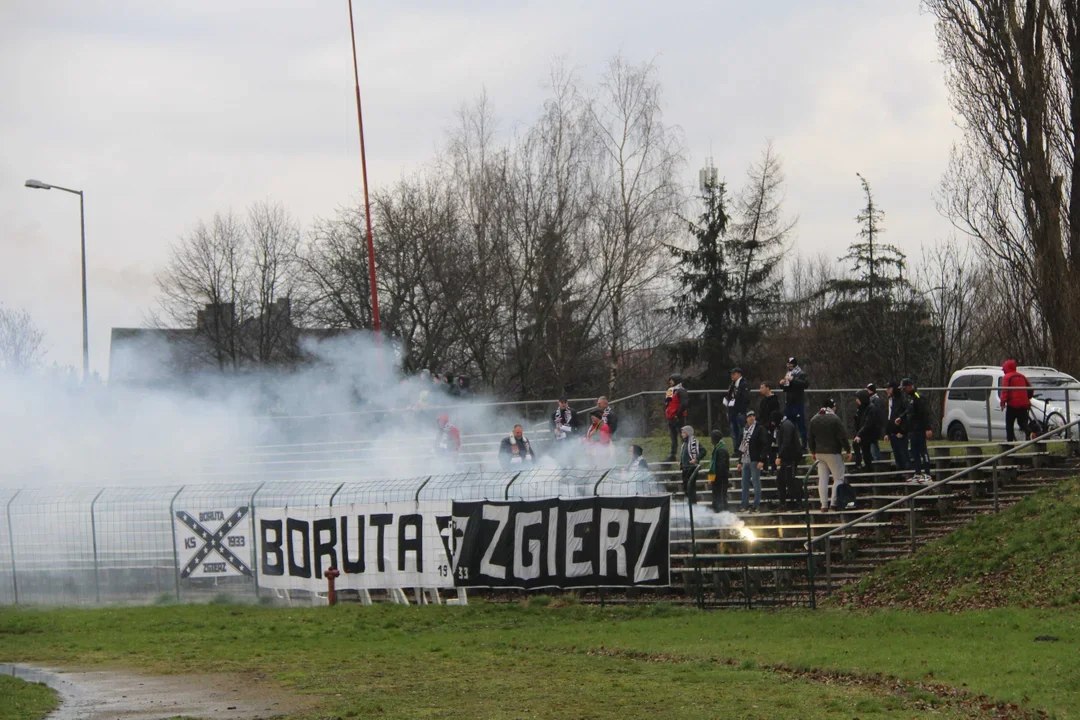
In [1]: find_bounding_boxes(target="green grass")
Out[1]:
[0,675,57,720]
[2,603,1079,718]
[847,476,1080,610]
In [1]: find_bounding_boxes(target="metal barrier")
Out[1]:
[806,417,1080,606]
[0,468,662,606]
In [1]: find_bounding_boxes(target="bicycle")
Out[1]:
[1027,397,1069,440]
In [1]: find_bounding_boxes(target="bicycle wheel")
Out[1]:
[1045,412,1068,439]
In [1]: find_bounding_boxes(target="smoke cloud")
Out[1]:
[0,332,642,492]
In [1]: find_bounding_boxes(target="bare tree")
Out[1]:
[0,305,46,372]
[591,55,685,394]
[728,141,796,360]
[155,202,305,370]
[926,0,1080,373]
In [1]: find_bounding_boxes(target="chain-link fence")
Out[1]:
[0,468,669,606]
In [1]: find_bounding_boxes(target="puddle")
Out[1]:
[1,663,308,719]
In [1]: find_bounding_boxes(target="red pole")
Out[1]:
[347,0,381,334]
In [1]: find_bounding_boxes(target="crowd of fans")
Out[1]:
[417,359,1035,515]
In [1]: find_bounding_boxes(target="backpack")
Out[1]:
[835,481,857,510]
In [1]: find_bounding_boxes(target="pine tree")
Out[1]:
[669,176,738,387]
[814,174,934,383]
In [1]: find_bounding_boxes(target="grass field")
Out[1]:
[0,675,57,720]
[1,602,1076,719]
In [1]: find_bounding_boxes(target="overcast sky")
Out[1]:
[0,1,959,376]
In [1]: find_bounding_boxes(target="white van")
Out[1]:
[942,365,1079,441]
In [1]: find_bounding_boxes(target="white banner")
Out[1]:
[173,507,254,579]
[255,501,455,592]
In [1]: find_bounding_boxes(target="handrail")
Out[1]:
[809,417,1080,549]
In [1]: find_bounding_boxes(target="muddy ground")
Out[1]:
[2,663,313,720]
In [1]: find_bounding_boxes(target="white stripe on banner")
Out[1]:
[255,502,455,592]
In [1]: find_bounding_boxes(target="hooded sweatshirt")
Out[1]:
[1000,360,1033,409]
[855,389,885,440]
[680,426,702,470]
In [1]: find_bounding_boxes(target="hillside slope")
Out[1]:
[843,476,1080,610]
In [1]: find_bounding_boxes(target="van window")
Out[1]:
[968,375,993,402]
[948,375,973,401]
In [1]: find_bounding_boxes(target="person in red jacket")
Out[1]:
[664,374,690,462]
[999,359,1034,442]
[435,413,462,455]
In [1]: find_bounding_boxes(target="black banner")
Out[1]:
[450,496,669,589]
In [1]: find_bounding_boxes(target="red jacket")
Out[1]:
[999,360,1032,409]
[665,385,688,421]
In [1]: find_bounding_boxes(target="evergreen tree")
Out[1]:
[669,176,738,387]
[825,173,907,304]
[813,174,935,384]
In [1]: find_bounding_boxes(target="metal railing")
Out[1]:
[0,468,660,606]
[805,417,1080,603]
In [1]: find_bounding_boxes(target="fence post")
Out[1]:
[592,470,612,496]
[992,465,1000,514]
[414,476,433,503]
[707,393,713,437]
[6,490,20,605]
[168,486,185,602]
[908,498,917,554]
[803,462,817,610]
[686,467,705,610]
[89,489,105,604]
[503,472,523,501]
[328,482,345,507]
[250,482,265,599]
[824,537,832,595]
[985,393,994,442]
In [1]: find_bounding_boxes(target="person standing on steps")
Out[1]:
[779,357,810,447]
[884,380,910,471]
[773,411,804,511]
[597,396,618,439]
[736,411,768,513]
[708,429,730,512]
[758,382,781,473]
[724,367,751,453]
[808,398,852,512]
[679,425,704,504]
[853,389,884,473]
[499,424,535,469]
[999,359,1034,443]
[665,374,690,462]
[899,378,933,483]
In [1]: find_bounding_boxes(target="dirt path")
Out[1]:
[1,663,313,720]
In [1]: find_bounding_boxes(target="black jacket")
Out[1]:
[901,391,932,434]
[726,378,751,415]
[887,393,908,435]
[759,394,781,428]
[775,417,804,461]
[855,390,885,440]
[499,435,535,469]
[739,422,770,464]
[552,406,579,438]
[781,368,810,407]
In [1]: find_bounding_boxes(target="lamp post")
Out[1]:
[24,179,89,380]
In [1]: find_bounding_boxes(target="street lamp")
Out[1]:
[24,178,89,380]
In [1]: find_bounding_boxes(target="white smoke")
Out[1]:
[670,504,756,542]
[0,332,641,491]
